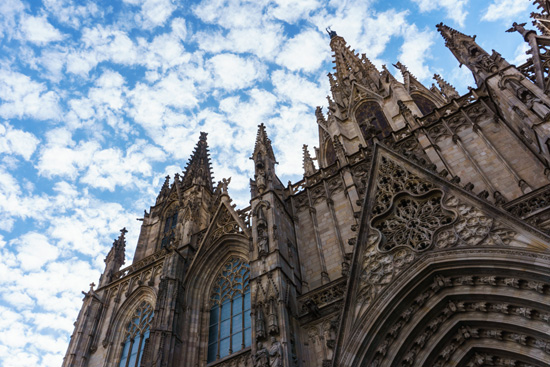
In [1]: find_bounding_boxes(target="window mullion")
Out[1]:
[216,301,221,360]
[229,298,233,354]
[124,339,134,367]
[134,334,143,367]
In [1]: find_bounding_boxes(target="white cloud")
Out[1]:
[412,0,469,26]
[0,69,62,121]
[398,25,436,81]
[125,0,177,29]
[271,69,327,105]
[267,0,321,23]
[19,15,64,44]
[0,0,25,40]
[207,53,267,90]
[12,232,60,272]
[0,123,40,160]
[481,0,531,22]
[511,42,530,66]
[276,29,328,72]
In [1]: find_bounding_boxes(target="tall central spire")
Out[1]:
[181,132,214,191]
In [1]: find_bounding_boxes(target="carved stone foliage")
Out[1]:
[210,350,252,367]
[465,353,540,367]
[505,185,550,219]
[209,206,246,245]
[372,156,435,215]
[367,272,550,367]
[299,279,346,315]
[356,156,519,315]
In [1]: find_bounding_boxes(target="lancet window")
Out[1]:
[118,301,154,367]
[161,209,178,247]
[411,94,437,116]
[355,101,392,142]
[207,257,251,363]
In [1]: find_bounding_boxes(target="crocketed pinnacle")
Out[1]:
[302,144,317,176]
[252,123,276,162]
[182,132,214,191]
[436,23,475,49]
[433,74,460,100]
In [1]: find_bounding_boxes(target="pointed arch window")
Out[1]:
[161,209,178,248]
[355,101,392,142]
[118,302,154,367]
[207,258,251,363]
[411,94,437,116]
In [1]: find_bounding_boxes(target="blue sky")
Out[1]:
[0,0,537,365]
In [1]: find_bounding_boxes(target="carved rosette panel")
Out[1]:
[355,156,518,316]
[209,207,245,245]
[372,193,455,252]
[373,156,435,215]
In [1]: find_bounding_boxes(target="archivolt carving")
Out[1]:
[464,352,542,367]
[368,272,550,367]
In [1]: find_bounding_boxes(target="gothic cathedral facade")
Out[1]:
[63,4,550,367]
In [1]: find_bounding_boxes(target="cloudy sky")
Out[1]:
[0,0,537,365]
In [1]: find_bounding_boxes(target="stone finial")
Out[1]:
[181,132,214,191]
[433,74,460,101]
[302,145,317,177]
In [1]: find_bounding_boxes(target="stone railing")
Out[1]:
[112,248,167,280]
[299,278,347,315]
[207,348,251,367]
[504,184,550,219]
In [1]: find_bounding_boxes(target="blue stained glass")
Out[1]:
[219,337,230,358]
[117,302,153,367]
[171,213,178,228]
[118,338,130,367]
[128,342,138,367]
[232,332,242,350]
[221,302,231,321]
[207,342,217,363]
[207,258,251,363]
[232,314,242,332]
[209,324,218,342]
[233,296,242,311]
[244,311,251,329]
[209,306,219,324]
[220,319,230,339]
[244,327,251,347]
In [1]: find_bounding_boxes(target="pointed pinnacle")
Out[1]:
[436,22,475,46]
[182,132,214,191]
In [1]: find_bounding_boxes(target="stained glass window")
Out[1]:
[207,258,251,363]
[411,94,437,116]
[118,302,154,367]
[161,210,178,248]
[354,101,392,142]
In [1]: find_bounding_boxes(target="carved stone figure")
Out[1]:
[255,342,269,367]
[269,337,283,367]
[256,305,267,340]
[266,298,279,335]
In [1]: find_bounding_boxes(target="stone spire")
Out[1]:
[156,175,171,204]
[181,132,214,191]
[328,31,380,105]
[433,74,460,101]
[302,144,317,176]
[100,228,127,287]
[251,123,277,194]
[436,23,507,85]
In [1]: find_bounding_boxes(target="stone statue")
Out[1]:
[256,168,266,193]
[269,337,283,367]
[254,342,269,367]
[255,305,266,340]
[257,227,269,257]
[267,298,279,335]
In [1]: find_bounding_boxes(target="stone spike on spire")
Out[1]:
[252,123,276,162]
[181,132,214,191]
[433,74,460,101]
[302,144,317,177]
[156,175,171,204]
[436,22,507,85]
[100,228,127,287]
[315,106,327,127]
[436,22,475,49]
